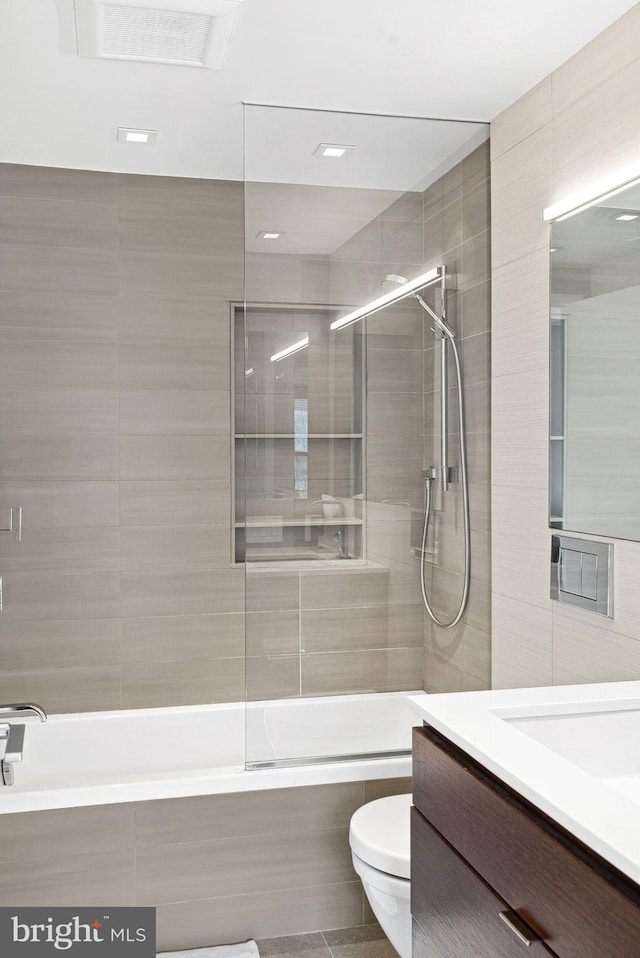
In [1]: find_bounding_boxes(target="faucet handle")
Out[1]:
[0,703,47,722]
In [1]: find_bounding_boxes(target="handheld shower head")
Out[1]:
[414,292,456,341]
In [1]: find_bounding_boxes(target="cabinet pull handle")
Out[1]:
[499,910,539,947]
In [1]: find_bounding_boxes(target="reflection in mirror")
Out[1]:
[550,179,640,540]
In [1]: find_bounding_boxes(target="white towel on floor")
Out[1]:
[159,942,259,958]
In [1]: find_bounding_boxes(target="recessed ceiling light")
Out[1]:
[615,213,639,221]
[117,127,157,145]
[313,143,356,159]
[256,231,284,240]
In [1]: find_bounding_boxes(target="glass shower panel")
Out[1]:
[241,105,489,767]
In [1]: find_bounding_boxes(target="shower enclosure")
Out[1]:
[239,105,491,767]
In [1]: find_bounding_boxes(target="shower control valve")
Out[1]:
[423,467,438,482]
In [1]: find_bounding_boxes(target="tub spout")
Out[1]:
[0,704,47,786]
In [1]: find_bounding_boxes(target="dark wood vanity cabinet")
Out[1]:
[412,725,640,958]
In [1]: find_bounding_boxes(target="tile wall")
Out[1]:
[491,3,640,686]
[0,165,244,711]
[0,776,411,947]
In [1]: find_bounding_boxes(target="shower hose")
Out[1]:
[420,329,471,629]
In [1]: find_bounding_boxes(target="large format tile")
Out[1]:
[0,664,121,713]
[0,803,135,864]
[492,249,549,379]
[136,828,354,905]
[0,387,119,437]
[491,593,552,689]
[120,569,243,618]
[0,195,118,249]
[0,849,135,907]
[120,479,230,526]
[120,389,229,434]
[491,124,552,270]
[0,618,121,669]
[0,290,118,344]
[491,77,552,159]
[0,164,118,203]
[122,656,244,708]
[0,572,120,623]
[0,480,119,527]
[135,783,363,846]
[119,524,229,572]
[120,436,228,481]
[120,344,228,391]
[0,244,118,295]
[0,436,119,480]
[155,882,363,952]
[122,612,243,662]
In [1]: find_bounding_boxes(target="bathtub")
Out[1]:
[0,690,426,814]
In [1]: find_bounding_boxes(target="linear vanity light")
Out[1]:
[270,336,309,363]
[330,267,442,331]
[543,171,640,222]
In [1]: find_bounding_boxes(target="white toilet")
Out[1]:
[349,793,412,958]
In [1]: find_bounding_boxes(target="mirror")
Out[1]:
[550,179,640,540]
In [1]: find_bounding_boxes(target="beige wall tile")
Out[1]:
[0,195,118,248]
[120,436,228,481]
[491,593,552,688]
[120,389,229,435]
[0,480,119,527]
[119,248,241,299]
[0,437,119,480]
[491,124,552,270]
[120,479,230,526]
[0,290,118,344]
[0,664,121,714]
[246,655,301,700]
[121,344,228,391]
[0,618,121,669]
[0,243,118,295]
[553,604,640,685]
[136,828,354,905]
[0,526,120,575]
[491,77,552,159]
[120,524,229,572]
[120,294,229,346]
[492,248,549,379]
[551,5,640,115]
[0,164,118,203]
[121,569,242,618]
[0,388,119,437]
[246,610,300,656]
[552,55,640,203]
[122,612,243,662]
[155,883,363,952]
[135,783,363,846]
[0,803,134,863]
[0,849,135,907]
[122,656,244,708]
[492,367,548,488]
[0,572,120,623]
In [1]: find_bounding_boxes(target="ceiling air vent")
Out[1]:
[74,0,243,69]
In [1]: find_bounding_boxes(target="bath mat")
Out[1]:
[159,942,259,958]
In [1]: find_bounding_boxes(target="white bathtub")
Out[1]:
[0,690,426,814]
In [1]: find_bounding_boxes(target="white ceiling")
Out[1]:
[0,0,638,182]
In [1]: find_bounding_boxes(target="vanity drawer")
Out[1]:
[413,725,640,958]
[412,807,556,957]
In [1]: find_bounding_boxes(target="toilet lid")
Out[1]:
[349,793,412,880]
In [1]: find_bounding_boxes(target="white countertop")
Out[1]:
[409,681,640,887]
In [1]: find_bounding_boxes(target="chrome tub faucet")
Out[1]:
[0,703,47,786]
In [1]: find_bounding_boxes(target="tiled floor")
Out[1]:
[257,924,396,958]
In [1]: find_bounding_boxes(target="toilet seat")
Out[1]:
[349,793,412,880]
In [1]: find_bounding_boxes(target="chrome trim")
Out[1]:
[0,703,47,722]
[246,748,411,771]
